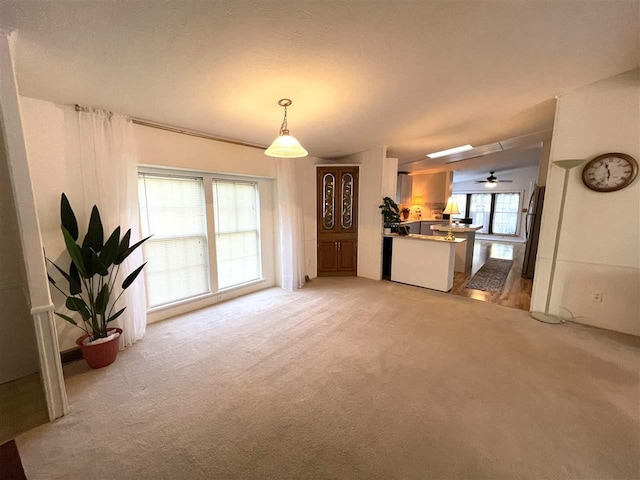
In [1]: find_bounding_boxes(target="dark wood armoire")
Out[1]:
[316,166,359,276]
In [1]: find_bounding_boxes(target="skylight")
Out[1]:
[426,144,473,159]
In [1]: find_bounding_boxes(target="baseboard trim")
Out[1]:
[60,347,82,365]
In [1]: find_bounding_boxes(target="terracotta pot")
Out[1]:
[402,211,410,220]
[75,328,122,369]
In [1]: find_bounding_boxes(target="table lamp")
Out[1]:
[413,196,424,219]
[442,196,460,241]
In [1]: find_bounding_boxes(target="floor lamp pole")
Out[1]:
[531,159,584,325]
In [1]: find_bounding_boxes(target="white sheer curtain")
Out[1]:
[75,107,146,347]
[276,158,306,290]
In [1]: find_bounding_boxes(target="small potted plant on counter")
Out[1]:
[46,194,150,369]
[401,207,411,220]
[379,196,401,234]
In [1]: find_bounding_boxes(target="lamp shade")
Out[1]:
[553,158,585,170]
[443,196,460,215]
[413,196,424,205]
[264,134,308,158]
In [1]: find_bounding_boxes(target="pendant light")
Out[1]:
[264,99,308,158]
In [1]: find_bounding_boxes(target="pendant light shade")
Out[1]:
[264,99,308,158]
[265,134,308,158]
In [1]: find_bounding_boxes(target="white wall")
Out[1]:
[0,126,40,383]
[296,156,335,280]
[531,69,640,336]
[19,96,286,350]
[453,165,540,242]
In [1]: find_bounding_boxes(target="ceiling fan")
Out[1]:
[474,171,513,185]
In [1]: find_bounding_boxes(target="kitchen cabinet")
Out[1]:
[396,173,413,205]
[407,222,421,234]
[420,221,445,235]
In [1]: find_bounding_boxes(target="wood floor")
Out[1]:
[450,240,533,311]
[0,373,48,445]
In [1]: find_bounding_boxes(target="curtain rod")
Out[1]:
[74,104,266,151]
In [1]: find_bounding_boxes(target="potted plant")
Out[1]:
[46,194,150,369]
[378,196,401,234]
[401,207,411,220]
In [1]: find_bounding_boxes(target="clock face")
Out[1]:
[582,153,638,192]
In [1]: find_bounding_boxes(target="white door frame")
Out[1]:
[0,29,67,420]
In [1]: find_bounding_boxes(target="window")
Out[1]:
[451,194,467,219]
[452,192,521,236]
[138,174,210,307]
[212,180,261,289]
[469,193,492,234]
[492,193,520,235]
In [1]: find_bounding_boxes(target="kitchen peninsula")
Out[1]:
[385,234,466,292]
[430,224,483,272]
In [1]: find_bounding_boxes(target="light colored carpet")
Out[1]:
[17,277,640,479]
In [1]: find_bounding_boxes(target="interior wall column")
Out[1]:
[0,28,68,420]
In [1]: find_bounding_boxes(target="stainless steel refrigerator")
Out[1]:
[522,186,545,279]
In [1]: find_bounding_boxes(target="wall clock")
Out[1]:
[581,153,638,192]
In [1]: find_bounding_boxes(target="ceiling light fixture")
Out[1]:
[264,99,308,158]
[427,144,473,159]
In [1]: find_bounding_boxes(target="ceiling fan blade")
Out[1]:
[474,180,488,183]
[496,180,513,183]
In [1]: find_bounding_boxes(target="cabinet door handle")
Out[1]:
[338,241,341,250]
[335,241,338,251]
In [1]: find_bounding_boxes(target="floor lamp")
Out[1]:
[531,158,585,324]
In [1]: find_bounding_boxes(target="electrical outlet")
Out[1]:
[593,293,603,303]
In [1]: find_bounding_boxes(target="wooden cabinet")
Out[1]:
[337,239,357,272]
[318,239,357,274]
[318,241,339,272]
[317,167,359,276]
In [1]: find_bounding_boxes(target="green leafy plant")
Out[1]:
[46,193,151,341]
[378,196,401,225]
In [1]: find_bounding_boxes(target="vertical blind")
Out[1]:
[138,174,210,307]
[213,180,261,289]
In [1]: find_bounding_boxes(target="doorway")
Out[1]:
[316,166,359,276]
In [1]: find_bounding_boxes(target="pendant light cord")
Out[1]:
[280,105,289,135]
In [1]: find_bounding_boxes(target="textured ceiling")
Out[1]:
[1,1,638,166]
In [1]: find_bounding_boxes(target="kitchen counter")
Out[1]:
[430,224,483,271]
[386,234,466,292]
[384,233,465,244]
[430,224,483,232]
[400,219,444,223]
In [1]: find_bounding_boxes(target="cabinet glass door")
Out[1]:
[321,171,337,232]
